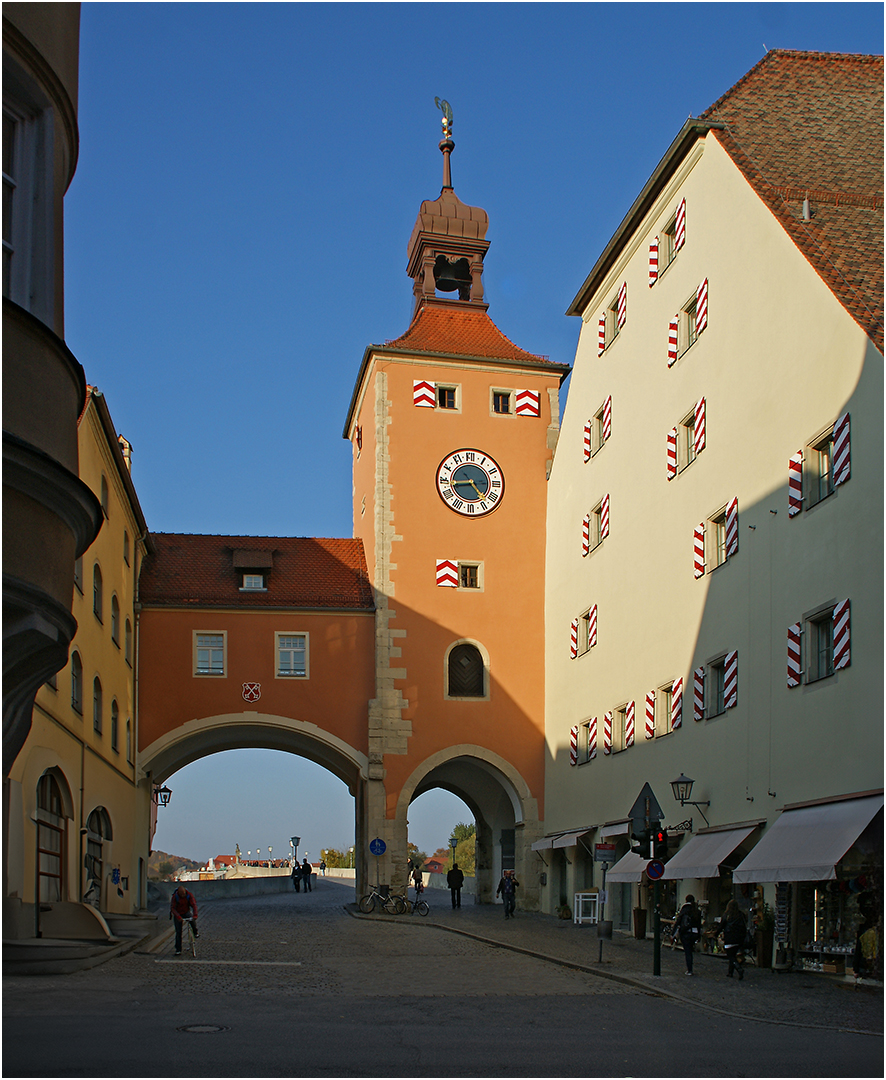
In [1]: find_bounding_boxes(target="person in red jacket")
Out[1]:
[170,884,198,955]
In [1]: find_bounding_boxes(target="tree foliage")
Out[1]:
[407,842,427,869]
[320,848,348,868]
[448,822,475,876]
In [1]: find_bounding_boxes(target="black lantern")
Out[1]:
[154,784,172,807]
[670,773,709,824]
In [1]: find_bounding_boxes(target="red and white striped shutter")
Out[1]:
[694,397,706,454]
[693,523,705,579]
[570,726,578,766]
[724,650,738,708]
[675,197,686,250]
[617,281,627,329]
[583,420,592,462]
[435,559,458,587]
[603,396,612,442]
[570,618,579,659]
[788,452,804,516]
[667,428,678,479]
[582,514,590,556]
[725,497,739,557]
[833,412,850,485]
[588,716,597,759]
[833,599,850,670]
[693,667,705,721]
[603,712,613,755]
[645,692,655,739]
[668,316,679,366]
[515,390,540,417]
[601,495,610,539]
[588,604,598,648]
[598,315,606,356]
[413,380,436,407]
[625,700,635,747]
[671,677,683,730]
[787,623,803,687]
[649,237,659,286]
[696,279,708,335]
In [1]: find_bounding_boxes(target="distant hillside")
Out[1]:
[148,849,202,880]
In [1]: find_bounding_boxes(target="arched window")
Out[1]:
[71,652,83,714]
[124,618,132,666]
[110,699,119,753]
[73,555,83,594]
[448,642,485,698]
[93,676,102,734]
[100,475,109,517]
[85,807,112,905]
[93,564,103,622]
[126,719,132,763]
[37,772,67,902]
[111,595,120,645]
[123,530,130,567]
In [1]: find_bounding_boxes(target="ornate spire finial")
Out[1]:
[435,97,454,189]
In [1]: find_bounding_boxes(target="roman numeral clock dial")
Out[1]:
[436,449,505,517]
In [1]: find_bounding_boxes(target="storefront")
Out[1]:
[606,848,678,936]
[733,792,882,978]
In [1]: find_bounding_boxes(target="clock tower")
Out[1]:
[343,103,570,905]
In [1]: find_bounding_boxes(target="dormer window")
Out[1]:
[241,573,266,591]
[232,549,273,591]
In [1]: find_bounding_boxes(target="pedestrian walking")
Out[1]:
[496,869,519,919]
[676,893,702,975]
[319,860,326,876]
[447,862,465,908]
[291,860,301,893]
[301,858,313,891]
[723,898,748,980]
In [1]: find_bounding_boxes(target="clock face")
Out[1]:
[436,449,505,517]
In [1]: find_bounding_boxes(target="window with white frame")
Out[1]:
[276,633,308,678]
[194,632,226,676]
[240,573,266,591]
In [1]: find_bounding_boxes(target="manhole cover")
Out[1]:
[177,1024,230,1034]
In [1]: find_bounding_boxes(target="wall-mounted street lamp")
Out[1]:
[154,784,172,807]
[670,773,710,826]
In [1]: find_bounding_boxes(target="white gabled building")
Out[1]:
[542,50,883,972]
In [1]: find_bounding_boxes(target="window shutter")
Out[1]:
[598,315,606,356]
[694,397,706,454]
[588,716,597,759]
[787,623,803,687]
[649,237,659,286]
[435,559,458,587]
[726,497,739,557]
[833,599,851,670]
[413,380,436,407]
[693,667,705,721]
[570,618,579,659]
[645,692,655,739]
[570,726,578,766]
[588,604,598,648]
[583,420,592,462]
[625,700,635,747]
[675,198,686,250]
[724,650,738,708]
[833,412,850,485]
[696,279,708,335]
[603,395,612,442]
[617,281,627,329]
[667,428,678,479]
[601,495,610,539]
[668,316,679,367]
[603,711,613,755]
[515,390,540,417]
[693,523,705,579]
[671,678,683,729]
[788,452,804,516]
[582,514,590,556]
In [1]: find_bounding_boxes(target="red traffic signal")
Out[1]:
[653,827,668,860]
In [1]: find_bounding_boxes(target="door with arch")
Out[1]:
[85,806,113,907]
[36,772,68,902]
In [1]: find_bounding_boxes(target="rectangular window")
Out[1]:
[492,390,512,415]
[73,556,83,594]
[589,501,604,551]
[682,295,699,354]
[277,633,308,678]
[662,215,678,272]
[809,431,835,507]
[195,632,226,676]
[241,573,266,591]
[606,295,620,345]
[680,410,697,470]
[591,403,606,456]
[708,658,726,717]
[459,563,480,589]
[437,385,457,410]
[579,719,592,764]
[708,508,728,571]
[658,684,673,735]
[809,610,834,682]
[612,705,627,753]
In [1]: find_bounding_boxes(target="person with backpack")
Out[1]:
[723,898,748,979]
[169,884,199,956]
[676,893,702,975]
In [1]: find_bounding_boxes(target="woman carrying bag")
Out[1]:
[676,894,703,975]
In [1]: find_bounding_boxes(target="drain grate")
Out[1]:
[177,1024,230,1034]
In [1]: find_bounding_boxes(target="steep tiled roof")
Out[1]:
[384,299,557,367]
[701,50,884,351]
[139,534,374,610]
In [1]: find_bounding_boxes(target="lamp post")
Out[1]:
[349,846,354,869]
[268,845,273,868]
[670,774,710,826]
[154,784,172,807]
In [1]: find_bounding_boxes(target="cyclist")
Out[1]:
[170,884,199,955]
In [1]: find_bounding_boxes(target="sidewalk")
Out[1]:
[350,900,883,1036]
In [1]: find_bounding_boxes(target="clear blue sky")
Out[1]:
[65,3,883,864]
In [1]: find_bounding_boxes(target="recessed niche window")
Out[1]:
[437,385,458,410]
[459,563,480,589]
[447,642,486,698]
[492,390,513,415]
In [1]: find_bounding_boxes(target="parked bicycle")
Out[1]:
[400,895,429,916]
[359,885,406,914]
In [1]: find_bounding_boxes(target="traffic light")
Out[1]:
[630,828,649,856]
[653,826,668,860]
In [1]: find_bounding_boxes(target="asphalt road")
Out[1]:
[3,880,882,1078]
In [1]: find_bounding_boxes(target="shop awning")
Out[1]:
[662,825,757,880]
[732,794,883,884]
[604,851,649,883]
[553,828,595,849]
[531,837,556,852]
[600,820,630,839]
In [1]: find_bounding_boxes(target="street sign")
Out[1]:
[369,838,386,856]
[646,859,665,880]
[594,843,616,862]
[628,783,664,826]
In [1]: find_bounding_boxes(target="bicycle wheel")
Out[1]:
[358,894,376,913]
[382,895,401,915]
[401,898,413,914]
[416,901,429,917]
[390,894,407,914]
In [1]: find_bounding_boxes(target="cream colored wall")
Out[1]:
[544,135,883,896]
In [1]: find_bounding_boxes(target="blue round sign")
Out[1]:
[646,859,665,880]
[369,838,386,856]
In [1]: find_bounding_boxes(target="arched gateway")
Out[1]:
[138,118,569,906]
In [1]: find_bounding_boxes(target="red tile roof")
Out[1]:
[139,534,374,610]
[701,50,884,351]
[384,299,559,367]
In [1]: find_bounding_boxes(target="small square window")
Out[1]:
[277,633,308,678]
[459,563,480,589]
[195,632,225,676]
[241,573,266,591]
[492,390,512,415]
[437,385,457,410]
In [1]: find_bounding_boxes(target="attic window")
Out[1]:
[241,573,266,591]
